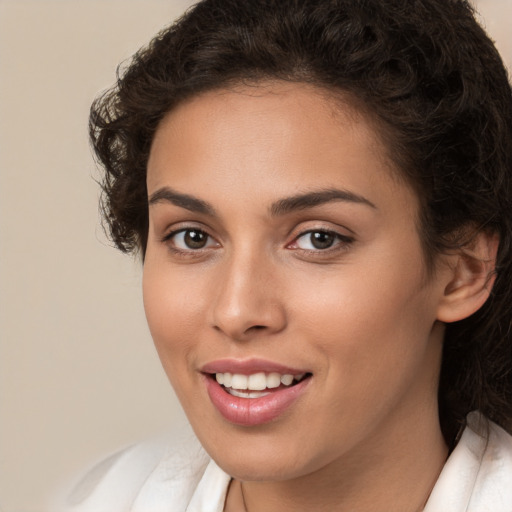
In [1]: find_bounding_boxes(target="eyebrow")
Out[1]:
[148,187,217,216]
[148,186,376,217]
[269,188,376,216]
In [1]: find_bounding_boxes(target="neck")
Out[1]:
[226,405,448,512]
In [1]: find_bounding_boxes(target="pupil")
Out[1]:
[184,230,207,249]
[311,231,334,249]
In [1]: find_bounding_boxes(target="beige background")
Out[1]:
[0,1,510,511]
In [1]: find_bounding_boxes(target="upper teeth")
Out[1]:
[215,372,305,390]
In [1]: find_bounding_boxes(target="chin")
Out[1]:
[198,430,325,482]
[218,458,308,482]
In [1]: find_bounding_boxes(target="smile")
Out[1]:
[201,360,312,426]
[215,372,307,398]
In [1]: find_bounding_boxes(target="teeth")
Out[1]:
[215,371,306,391]
[280,374,293,386]
[228,389,270,398]
[267,372,281,389]
[248,372,267,390]
[231,374,248,390]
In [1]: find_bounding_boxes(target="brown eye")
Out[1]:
[295,230,336,250]
[166,228,218,250]
[183,229,208,249]
[291,229,354,252]
[309,231,335,249]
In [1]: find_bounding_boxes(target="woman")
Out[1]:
[66,0,512,510]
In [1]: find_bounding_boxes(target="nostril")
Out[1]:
[248,325,266,332]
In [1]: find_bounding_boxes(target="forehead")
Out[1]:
[148,82,401,193]
[147,81,420,223]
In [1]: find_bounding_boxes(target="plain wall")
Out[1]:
[0,2,194,511]
[0,1,510,511]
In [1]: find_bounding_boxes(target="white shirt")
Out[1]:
[59,412,512,512]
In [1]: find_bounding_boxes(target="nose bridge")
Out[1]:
[211,243,286,340]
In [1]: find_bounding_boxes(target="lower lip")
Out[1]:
[203,374,311,426]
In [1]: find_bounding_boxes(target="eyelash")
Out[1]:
[161,227,354,258]
[288,229,354,255]
[161,227,219,257]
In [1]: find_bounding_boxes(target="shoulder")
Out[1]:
[470,413,512,510]
[59,427,212,512]
[425,412,512,512]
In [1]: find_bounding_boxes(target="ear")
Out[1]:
[436,231,499,323]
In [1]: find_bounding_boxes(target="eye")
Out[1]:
[164,228,219,251]
[291,230,353,251]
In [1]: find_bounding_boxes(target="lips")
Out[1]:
[201,359,312,426]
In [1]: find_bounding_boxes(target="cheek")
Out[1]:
[287,248,436,377]
[142,269,209,419]
[142,261,205,373]
[287,268,439,441]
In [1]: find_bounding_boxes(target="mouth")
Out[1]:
[211,371,310,398]
[200,362,312,426]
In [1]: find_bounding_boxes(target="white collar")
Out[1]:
[424,411,512,511]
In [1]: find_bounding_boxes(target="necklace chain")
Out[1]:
[238,480,427,512]
[240,481,248,511]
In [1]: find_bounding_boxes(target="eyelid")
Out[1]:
[287,220,354,241]
[161,225,221,253]
[286,225,355,254]
[159,221,354,257]
[160,220,213,241]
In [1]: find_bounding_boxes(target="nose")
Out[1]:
[210,250,287,341]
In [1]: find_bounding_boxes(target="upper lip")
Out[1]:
[200,358,310,375]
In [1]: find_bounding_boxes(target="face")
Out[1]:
[143,82,449,481]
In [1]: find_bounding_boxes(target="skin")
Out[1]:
[143,82,456,511]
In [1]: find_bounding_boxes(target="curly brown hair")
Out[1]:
[90,0,512,444]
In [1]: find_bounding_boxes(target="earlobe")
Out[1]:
[436,231,499,323]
